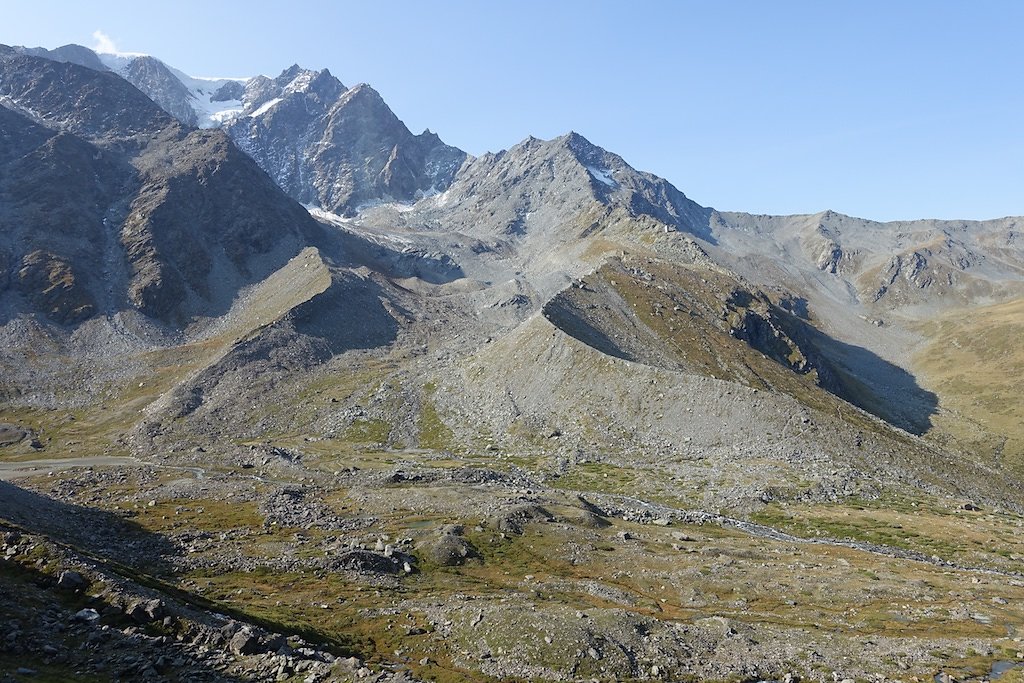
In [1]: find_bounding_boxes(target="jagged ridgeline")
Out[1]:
[2,41,1024,683]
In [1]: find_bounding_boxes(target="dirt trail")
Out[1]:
[0,456,142,480]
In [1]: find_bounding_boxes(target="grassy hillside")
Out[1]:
[914,297,1024,476]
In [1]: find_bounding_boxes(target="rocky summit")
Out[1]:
[2,41,1024,683]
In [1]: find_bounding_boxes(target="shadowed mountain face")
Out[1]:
[0,52,319,326]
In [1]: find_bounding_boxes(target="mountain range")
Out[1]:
[1,41,1023,683]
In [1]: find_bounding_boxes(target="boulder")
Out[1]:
[420,525,479,566]
[56,570,86,591]
[229,629,261,656]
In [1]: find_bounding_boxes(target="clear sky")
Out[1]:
[5,1,1023,221]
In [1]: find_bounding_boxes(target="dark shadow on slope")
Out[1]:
[628,189,719,246]
[289,271,402,354]
[0,480,176,577]
[309,217,465,285]
[166,272,401,420]
[795,322,939,435]
[542,271,938,436]
[542,295,639,364]
[0,555,251,683]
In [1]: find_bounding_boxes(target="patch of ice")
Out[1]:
[307,206,352,225]
[168,66,249,92]
[248,97,283,118]
[96,54,252,128]
[167,67,252,127]
[586,165,617,188]
[206,106,244,126]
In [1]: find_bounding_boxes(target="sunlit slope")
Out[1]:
[913,297,1024,475]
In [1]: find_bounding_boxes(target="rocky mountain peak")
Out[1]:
[0,53,177,138]
[227,72,464,214]
[306,68,346,100]
[9,43,109,71]
[210,80,245,102]
[122,55,199,127]
[273,63,306,86]
[335,82,388,111]
[560,130,598,155]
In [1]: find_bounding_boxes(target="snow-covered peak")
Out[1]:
[96,51,142,73]
[98,52,251,128]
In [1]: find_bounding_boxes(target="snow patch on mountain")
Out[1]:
[96,52,250,128]
[586,165,617,188]
[96,52,138,73]
[249,97,283,118]
[284,70,316,94]
[168,67,249,128]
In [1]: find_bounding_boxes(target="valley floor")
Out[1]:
[2,439,1024,683]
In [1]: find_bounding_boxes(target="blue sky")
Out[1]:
[5,1,1023,221]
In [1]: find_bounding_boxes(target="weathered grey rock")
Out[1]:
[420,525,478,567]
[332,549,402,574]
[56,571,86,590]
[229,629,261,656]
[125,599,163,624]
[0,424,28,447]
[72,608,100,623]
[493,504,553,535]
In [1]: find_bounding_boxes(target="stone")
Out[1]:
[126,601,152,624]
[230,629,261,656]
[56,570,86,590]
[72,608,100,623]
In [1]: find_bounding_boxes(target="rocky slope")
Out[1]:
[0,49,319,327]
[226,69,465,214]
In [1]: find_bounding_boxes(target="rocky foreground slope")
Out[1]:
[2,43,1024,683]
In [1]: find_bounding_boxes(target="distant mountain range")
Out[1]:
[3,40,1023,466]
